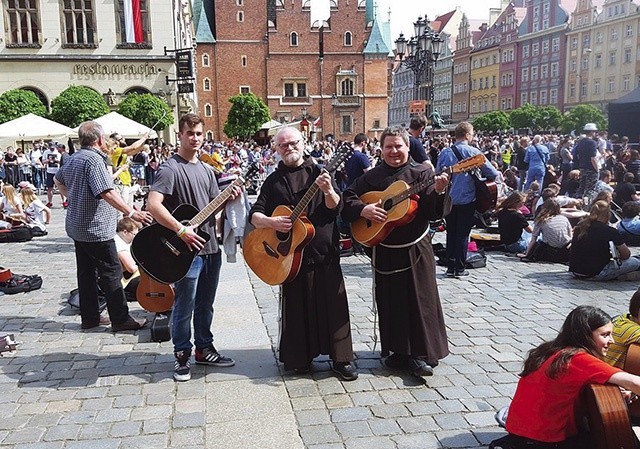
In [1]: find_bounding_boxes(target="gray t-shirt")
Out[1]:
[151,154,220,255]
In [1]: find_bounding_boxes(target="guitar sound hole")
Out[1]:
[276,231,290,241]
[382,199,393,211]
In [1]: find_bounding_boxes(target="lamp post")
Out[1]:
[394,16,444,117]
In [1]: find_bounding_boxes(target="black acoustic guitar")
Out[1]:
[131,163,259,284]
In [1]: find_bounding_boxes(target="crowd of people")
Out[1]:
[5,113,640,447]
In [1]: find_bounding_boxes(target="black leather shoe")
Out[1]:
[81,313,111,329]
[408,358,433,377]
[384,353,409,369]
[111,316,147,332]
[332,362,358,381]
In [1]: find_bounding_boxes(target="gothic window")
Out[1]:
[344,31,352,46]
[4,0,41,47]
[203,78,211,91]
[341,78,354,96]
[61,0,97,47]
[290,32,298,46]
[202,53,210,67]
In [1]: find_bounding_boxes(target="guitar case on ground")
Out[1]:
[150,311,172,343]
[0,226,33,243]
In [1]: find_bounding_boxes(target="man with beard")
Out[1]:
[342,126,450,377]
[248,127,357,381]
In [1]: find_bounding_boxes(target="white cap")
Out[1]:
[584,123,598,131]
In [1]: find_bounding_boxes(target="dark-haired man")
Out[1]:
[605,289,640,368]
[147,113,239,382]
[343,133,371,187]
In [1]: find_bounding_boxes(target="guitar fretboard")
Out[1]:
[188,176,244,227]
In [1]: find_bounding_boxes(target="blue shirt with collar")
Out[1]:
[436,140,499,206]
[524,143,549,169]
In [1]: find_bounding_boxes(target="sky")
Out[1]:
[377,0,504,41]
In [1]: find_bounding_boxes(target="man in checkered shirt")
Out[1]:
[55,121,153,331]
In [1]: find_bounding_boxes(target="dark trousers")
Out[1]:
[445,202,477,273]
[74,240,130,326]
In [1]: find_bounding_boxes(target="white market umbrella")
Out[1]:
[0,113,74,147]
[74,111,158,139]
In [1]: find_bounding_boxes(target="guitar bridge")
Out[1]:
[161,237,181,256]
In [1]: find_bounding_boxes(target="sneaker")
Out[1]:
[455,270,470,278]
[408,358,433,377]
[45,202,53,208]
[332,362,358,381]
[174,350,191,381]
[111,316,147,332]
[195,345,235,367]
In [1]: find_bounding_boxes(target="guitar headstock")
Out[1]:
[447,154,486,175]
[325,143,354,173]
[0,334,17,355]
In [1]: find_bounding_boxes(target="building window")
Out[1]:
[341,78,354,96]
[204,104,212,117]
[237,0,243,4]
[609,51,616,65]
[530,91,537,105]
[522,45,529,58]
[283,81,307,98]
[61,0,96,47]
[624,75,631,91]
[240,86,250,94]
[608,77,615,92]
[115,0,151,48]
[542,40,549,54]
[552,37,560,52]
[237,11,244,22]
[569,84,576,97]
[521,92,528,105]
[571,37,578,50]
[611,28,618,40]
[5,0,41,47]
[594,80,600,94]
[550,89,558,104]
[595,54,602,68]
[570,59,576,72]
[290,32,298,46]
[241,55,247,66]
[596,32,603,43]
[202,53,210,67]
[344,31,352,46]
[581,57,588,70]
[203,78,211,91]
[625,48,632,63]
[206,131,213,140]
[550,62,559,78]
[626,24,633,37]
[541,64,548,79]
[540,90,547,104]
[532,43,539,56]
[581,82,587,97]
[522,67,529,82]
[341,115,352,134]
[531,66,538,81]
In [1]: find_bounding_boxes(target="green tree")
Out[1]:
[561,104,607,134]
[117,93,173,131]
[0,89,47,124]
[537,106,563,132]
[224,93,270,139]
[472,111,510,134]
[509,103,540,132]
[50,85,110,128]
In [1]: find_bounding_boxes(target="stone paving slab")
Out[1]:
[1,203,639,448]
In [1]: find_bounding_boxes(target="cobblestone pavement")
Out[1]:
[0,203,638,448]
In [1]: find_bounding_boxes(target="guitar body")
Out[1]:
[582,384,636,449]
[243,205,315,285]
[351,180,419,247]
[136,270,175,313]
[475,180,498,213]
[131,204,210,284]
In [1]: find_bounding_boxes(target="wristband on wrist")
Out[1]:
[127,209,135,218]
[176,226,187,237]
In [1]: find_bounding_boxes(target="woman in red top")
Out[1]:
[505,305,640,448]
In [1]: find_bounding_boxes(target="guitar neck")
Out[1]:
[289,177,322,222]
[188,176,244,227]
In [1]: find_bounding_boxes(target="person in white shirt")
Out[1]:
[114,217,141,299]
[20,184,50,236]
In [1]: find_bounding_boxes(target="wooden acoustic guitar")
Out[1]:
[582,384,636,449]
[131,163,260,284]
[351,154,486,247]
[243,144,354,285]
[136,270,174,313]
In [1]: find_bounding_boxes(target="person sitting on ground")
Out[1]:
[617,200,640,246]
[604,289,640,369]
[504,305,640,448]
[534,184,582,213]
[614,171,640,205]
[560,169,580,197]
[114,217,141,300]
[626,150,640,183]
[20,185,50,236]
[569,200,640,280]
[497,191,532,253]
[594,169,614,195]
[0,184,23,216]
[518,198,572,263]
[523,181,540,217]
[503,167,519,191]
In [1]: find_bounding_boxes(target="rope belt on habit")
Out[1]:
[373,225,430,275]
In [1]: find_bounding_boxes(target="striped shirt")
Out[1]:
[55,147,118,242]
[531,215,572,248]
[605,314,640,368]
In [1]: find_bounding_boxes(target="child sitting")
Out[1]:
[20,185,50,236]
[497,191,532,253]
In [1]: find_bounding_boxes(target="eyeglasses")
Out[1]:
[278,139,302,150]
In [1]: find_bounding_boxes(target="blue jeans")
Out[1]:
[504,232,531,254]
[524,167,545,192]
[172,252,222,353]
[591,256,640,281]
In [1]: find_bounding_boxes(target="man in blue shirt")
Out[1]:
[344,133,371,187]
[436,122,499,278]
[523,135,549,192]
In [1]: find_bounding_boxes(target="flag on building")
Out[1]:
[123,0,144,43]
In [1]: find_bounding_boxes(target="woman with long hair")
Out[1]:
[496,191,532,253]
[518,198,572,262]
[569,200,640,280]
[0,183,23,215]
[20,186,50,236]
[505,305,640,447]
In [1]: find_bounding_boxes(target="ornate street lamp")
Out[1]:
[394,16,444,116]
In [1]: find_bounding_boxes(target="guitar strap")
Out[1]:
[451,144,481,182]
